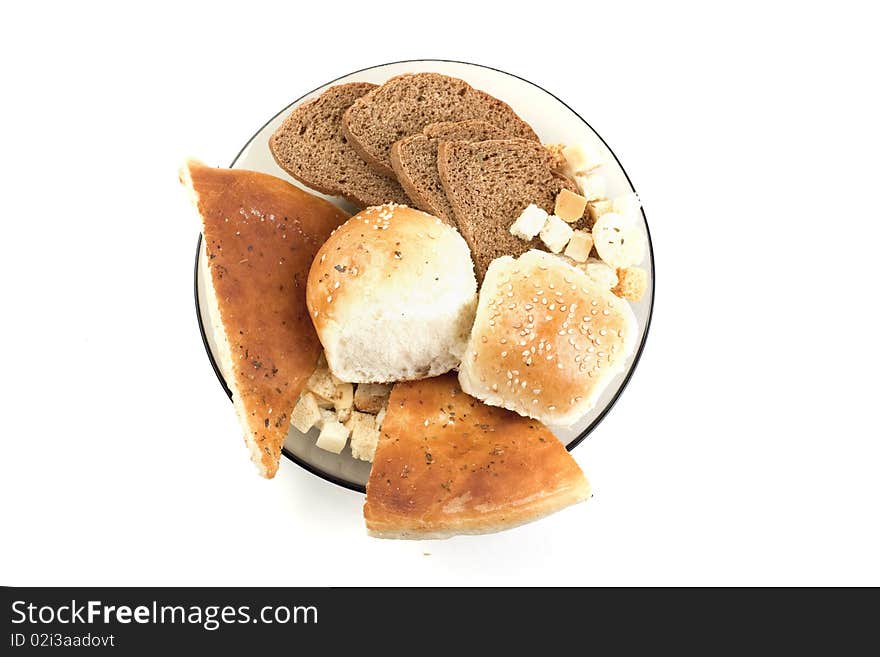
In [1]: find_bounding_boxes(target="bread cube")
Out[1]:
[612,192,641,217]
[349,414,380,462]
[545,143,567,171]
[315,419,350,454]
[575,173,607,202]
[586,200,613,224]
[306,367,337,403]
[562,143,605,173]
[612,267,648,302]
[554,189,588,223]
[539,215,574,254]
[344,409,373,432]
[509,204,549,241]
[332,382,353,422]
[317,408,338,429]
[593,212,646,268]
[564,230,594,262]
[583,258,619,289]
[354,383,393,414]
[290,392,322,434]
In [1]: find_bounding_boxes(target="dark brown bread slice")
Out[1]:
[437,139,587,282]
[343,73,539,178]
[269,83,410,209]
[390,120,510,225]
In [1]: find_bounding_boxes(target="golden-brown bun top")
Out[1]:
[306,203,475,333]
[459,250,637,426]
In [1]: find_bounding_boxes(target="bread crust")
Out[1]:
[181,160,349,477]
[363,374,590,539]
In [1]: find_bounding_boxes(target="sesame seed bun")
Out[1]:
[458,250,637,427]
[306,204,478,383]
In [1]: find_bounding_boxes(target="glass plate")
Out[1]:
[193,59,655,492]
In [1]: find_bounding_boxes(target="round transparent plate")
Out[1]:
[194,59,655,493]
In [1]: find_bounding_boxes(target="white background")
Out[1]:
[1,1,877,586]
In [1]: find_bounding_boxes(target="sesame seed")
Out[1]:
[492,383,498,391]
[548,303,556,310]
[501,351,508,358]
[481,336,488,343]
[327,295,333,303]
[600,329,607,336]
[333,281,340,289]
[548,405,556,411]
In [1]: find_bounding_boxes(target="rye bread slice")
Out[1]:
[437,139,586,282]
[343,73,539,178]
[269,83,410,209]
[390,120,510,224]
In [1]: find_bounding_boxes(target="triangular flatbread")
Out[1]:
[181,160,349,478]
[364,374,590,538]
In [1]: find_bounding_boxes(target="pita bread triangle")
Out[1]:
[364,373,590,538]
[181,160,349,477]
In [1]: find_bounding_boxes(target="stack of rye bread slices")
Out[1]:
[269,73,589,281]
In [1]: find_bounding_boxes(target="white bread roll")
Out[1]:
[458,250,637,427]
[307,204,477,383]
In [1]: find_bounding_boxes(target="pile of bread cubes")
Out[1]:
[290,351,390,461]
[519,142,648,303]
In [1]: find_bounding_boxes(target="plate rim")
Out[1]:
[192,58,656,494]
